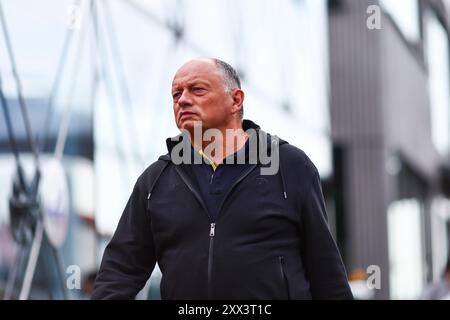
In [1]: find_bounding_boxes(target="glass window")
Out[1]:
[388,199,426,299]
[424,11,450,156]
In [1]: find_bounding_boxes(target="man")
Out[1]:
[92,58,352,300]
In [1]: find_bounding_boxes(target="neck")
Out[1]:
[190,123,248,165]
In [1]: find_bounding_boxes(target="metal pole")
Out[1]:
[18,220,44,300]
[0,0,41,171]
[52,245,69,300]
[3,246,26,300]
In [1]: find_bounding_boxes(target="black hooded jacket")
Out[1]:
[92,120,353,300]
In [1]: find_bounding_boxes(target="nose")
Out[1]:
[177,90,193,107]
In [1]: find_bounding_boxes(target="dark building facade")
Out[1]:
[329,0,450,299]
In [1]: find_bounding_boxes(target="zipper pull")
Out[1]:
[210,223,216,237]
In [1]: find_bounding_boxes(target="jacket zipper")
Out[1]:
[174,164,257,299]
[279,256,291,300]
[208,165,256,298]
[208,223,215,298]
[174,166,216,298]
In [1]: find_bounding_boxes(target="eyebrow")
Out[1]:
[172,79,211,91]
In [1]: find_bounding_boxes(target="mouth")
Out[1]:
[179,111,198,120]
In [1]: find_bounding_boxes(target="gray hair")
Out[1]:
[213,59,243,118]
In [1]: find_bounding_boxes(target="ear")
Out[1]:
[231,89,244,115]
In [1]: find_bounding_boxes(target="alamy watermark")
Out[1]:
[170,122,280,176]
[367,5,382,30]
[66,265,81,290]
[366,265,381,290]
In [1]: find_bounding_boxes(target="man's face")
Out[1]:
[172,59,235,133]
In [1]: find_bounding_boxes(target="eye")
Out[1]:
[172,92,181,100]
[192,87,206,94]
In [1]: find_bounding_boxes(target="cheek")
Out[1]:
[173,105,181,124]
[211,97,231,118]
[205,96,227,113]
[173,104,181,115]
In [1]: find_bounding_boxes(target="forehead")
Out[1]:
[172,61,222,88]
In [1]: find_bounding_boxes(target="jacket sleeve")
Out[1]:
[91,177,156,299]
[299,171,353,300]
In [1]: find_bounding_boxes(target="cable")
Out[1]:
[90,0,135,180]
[0,0,41,171]
[121,0,208,56]
[101,0,147,167]
[38,10,78,155]
[120,0,166,29]
[0,75,20,165]
[0,1,82,300]
[0,73,28,192]
[54,0,89,161]
[116,0,185,163]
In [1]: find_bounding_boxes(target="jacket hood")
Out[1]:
[159,119,289,200]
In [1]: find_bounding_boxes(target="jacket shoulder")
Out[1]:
[136,159,170,191]
[279,143,318,177]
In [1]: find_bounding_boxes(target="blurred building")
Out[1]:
[329,0,450,299]
[1,0,449,300]
[1,0,332,299]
